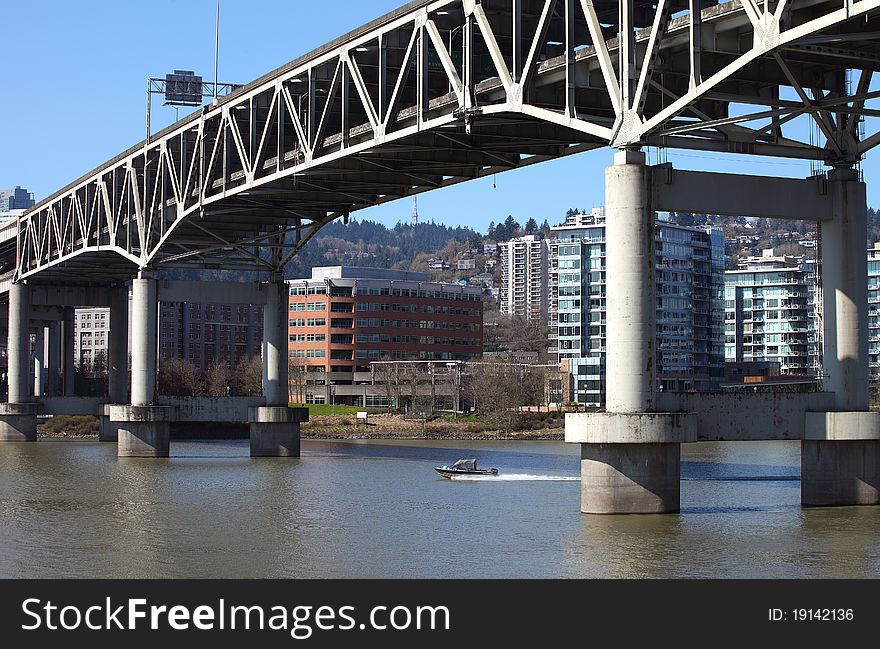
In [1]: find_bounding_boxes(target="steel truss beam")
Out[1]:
[16,0,880,281]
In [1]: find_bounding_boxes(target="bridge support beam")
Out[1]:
[33,325,45,399]
[47,320,61,396]
[1,283,38,441]
[63,307,76,397]
[250,277,308,457]
[803,169,880,506]
[108,285,129,405]
[116,272,172,457]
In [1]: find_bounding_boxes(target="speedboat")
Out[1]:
[434,458,499,479]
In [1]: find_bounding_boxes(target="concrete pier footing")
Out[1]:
[248,407,309,457]
[98,404,121,443]
[0,403,39,442]
[802,412,880,506]
[567,412,697,514]
[111,405,177,458]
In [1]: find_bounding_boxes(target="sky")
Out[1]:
[1,0,874,233]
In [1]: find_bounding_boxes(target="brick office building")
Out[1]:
[287,266,483,404]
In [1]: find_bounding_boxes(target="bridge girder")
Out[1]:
[15,0,880,280]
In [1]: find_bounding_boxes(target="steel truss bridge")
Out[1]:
[13,0,880,282]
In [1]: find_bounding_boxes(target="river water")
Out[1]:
[1,438,878,578]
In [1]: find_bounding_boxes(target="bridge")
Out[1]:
[2,0,880,512]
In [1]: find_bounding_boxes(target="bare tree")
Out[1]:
[466,360,529,431]
[205,360,232,397]
[158,358,203,396]
[485,313,551,361]
[371,359,401,412]
[288,360,307,404]
[233,355,263,397]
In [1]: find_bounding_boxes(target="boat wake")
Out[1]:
[450,473,580,482]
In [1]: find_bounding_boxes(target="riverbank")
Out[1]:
[36,413,565,440]
[300,413,564,441]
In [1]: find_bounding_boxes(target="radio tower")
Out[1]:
[411,196,420,225]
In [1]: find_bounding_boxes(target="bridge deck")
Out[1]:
[11,0,880,283]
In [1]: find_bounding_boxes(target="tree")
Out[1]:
[233,355,263,397]
[371,359,401,412]
[524,218,539,233]
[501,215,521,240]
[288,360,307,404]
[540,219,551,236]
[205,360,232,397]
[485,313,551,360]
[158,358,203,396]
[467,360,523,431]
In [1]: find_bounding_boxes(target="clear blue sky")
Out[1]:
[2,1,875,232]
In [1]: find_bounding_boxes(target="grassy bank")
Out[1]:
[301,411,565,440]
[35,410,567,441]
[38,416,99,439]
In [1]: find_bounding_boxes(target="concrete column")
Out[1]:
[63,307,75,397]
[251,276,306,457]
[131,273,157,407]
[33,325,45,399]
[8,283,30,404]
[262,277,289,407]
[803,170,878,507]
[109,285,129,404]
[47,320,61,396]
[1,283,37,441]
[605,149,655,413]
[821,168,869,411]
[566,151,695,514]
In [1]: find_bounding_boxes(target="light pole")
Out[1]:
[214,0,221,100]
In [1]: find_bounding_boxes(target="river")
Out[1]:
[1,438,878,578]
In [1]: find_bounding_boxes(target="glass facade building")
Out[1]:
[548,211,725,406]
[724,254,817,376]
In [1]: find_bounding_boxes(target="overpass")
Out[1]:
[3,0,880,512]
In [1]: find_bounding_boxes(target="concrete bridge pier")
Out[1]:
[47,320,61,397]
[33,324,45,399]
[62,306,76,397]
[0,283,38,441]
[566,150,695,514]
[803,169,880,506]
[112,272,175,457]
[249,276,308,457]
[100,285,130,442]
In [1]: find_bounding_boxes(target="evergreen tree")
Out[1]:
[540,219,551,236]
[524,218,539,233]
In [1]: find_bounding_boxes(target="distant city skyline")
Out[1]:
[2,0,874,233]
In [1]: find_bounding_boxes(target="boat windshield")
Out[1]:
[451,459,477,471]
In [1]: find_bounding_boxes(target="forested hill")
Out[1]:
[283,219,478,278]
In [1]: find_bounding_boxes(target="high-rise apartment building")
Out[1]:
[724,251,818,376]
[548,210,725,406]
[868,243,880,370]
[159,302,263,369]
[499,235,548,320]
[75,308,110,365]
[70,300,262,371]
